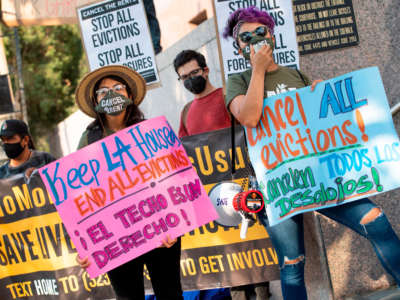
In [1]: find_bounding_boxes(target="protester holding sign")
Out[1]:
[175,49,271,300]
[0,119,55,179]
[174,50,230,137]
[223,6,400,300]
[74,65,183,300]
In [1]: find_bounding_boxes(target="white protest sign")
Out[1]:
[213,0,300,80]
[77,0,159,85]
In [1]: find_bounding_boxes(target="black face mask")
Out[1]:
[2,142,25,159]
[184,76,207,94]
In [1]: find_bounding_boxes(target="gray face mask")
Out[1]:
[94,90,133,116]
[241,37,274,60]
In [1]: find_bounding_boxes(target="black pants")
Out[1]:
[107,238,183,300]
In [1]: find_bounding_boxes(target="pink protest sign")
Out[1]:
[39,116,218,278]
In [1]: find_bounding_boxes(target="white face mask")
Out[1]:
[241,37,274,60]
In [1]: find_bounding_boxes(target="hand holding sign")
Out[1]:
[159,235,178,248]
[40,116,218,278]
[76,254,91,269]
[246,67,400,226]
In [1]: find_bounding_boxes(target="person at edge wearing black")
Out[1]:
[74,65,183,300]
[223,6,400,300]
[174,49,271,300]
[0,119,55,179]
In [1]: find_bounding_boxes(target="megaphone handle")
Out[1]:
[240,218,250,239]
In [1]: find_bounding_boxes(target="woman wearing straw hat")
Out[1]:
[75,65,183,300]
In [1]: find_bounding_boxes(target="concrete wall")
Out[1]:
[47,109,92,156]
[50,1,400,298]
[153,0,214,50]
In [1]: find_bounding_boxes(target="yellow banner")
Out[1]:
[0,212,77,278]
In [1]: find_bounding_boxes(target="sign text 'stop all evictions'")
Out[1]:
[77,0,159,85]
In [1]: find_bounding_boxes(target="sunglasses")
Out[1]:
[238,26,270,44]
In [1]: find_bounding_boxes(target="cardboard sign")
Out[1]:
[213,0,300,81]
[77,0,159,85]
[39,116,218,278]
[245,67,400,226]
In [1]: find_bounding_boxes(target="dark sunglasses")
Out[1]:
[238,26,270,43]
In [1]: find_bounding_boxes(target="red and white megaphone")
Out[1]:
[208,177,264,239]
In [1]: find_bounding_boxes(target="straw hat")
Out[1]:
[75,65,146,118]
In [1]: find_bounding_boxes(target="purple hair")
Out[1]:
[223,6,275,39]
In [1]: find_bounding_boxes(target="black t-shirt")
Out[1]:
[0,151,56,179]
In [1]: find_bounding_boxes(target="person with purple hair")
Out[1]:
[223,6,400,300]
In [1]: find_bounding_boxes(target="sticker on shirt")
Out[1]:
[265,83,296,97]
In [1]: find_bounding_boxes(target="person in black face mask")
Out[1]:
[0,119,55,179]
[173,50,231,138]
[174,52,244,299]
[75,65,183,300]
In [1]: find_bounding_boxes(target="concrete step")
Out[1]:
[345,286,400,300]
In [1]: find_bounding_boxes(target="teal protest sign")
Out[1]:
[245,67,400,226]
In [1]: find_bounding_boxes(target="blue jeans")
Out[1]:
[257,198,400,300]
